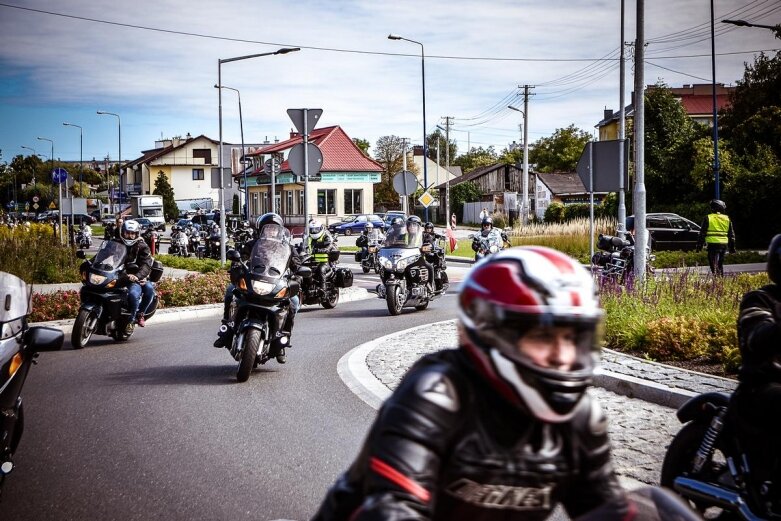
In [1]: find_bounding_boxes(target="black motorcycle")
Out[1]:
[0,272,63,496]
[167,225,189,257]
[299,247,352,309]
[376,226,444,315]
[423,235,450,294]
[71,241,163,348]
[223,224,309,382]
[356,229,384,274]
[661,391,780,520]
[591,233,655,284]
[205,224,223,260]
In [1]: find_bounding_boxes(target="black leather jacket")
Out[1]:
[737,283,781,384]
[115,238,152,281]
[313,349,629,521]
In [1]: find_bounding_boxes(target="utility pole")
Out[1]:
[401,138,408,214]
[442,117,453,229]
[618,0,627,238]
[633,0,648,281]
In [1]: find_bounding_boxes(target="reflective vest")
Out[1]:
[307,237,330,263]
[705,213,730,244]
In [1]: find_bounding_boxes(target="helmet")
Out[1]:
[424,221,434,233]
[710,199,726,212]
[120,220,141,246]
[406,215,422,229]
[768,234,781,284]
[481,216,493,236]
[458,247,603,422]
[365,222,374,232]
[255,212,284,232]
[309,219,325,240]
[390,216,405,234]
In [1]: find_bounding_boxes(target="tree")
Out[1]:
[528,125,591,173]
[449,181,482,220]
[152,171,178,221]
[372,135,421,209]
[426,129,457,164]
[352,138,371,157]
[499,145,524,166]
[453,146,498,173]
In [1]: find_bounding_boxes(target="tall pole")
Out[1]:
[522,86,530,225]
[215,85,247,221]
[401,138,408,214]
[633,0,647,281]
[618,0,627,238]
[97,111,121,215]
[63,122,83,245]
[37,136,60,243]
[710,0,720,199]
[443,117,452,230]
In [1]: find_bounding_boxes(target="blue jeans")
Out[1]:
[129,281,156,321]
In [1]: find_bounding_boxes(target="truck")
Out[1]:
[130,195,166,231]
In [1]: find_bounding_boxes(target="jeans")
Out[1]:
[128,281,156,321]
[706,243,727,276]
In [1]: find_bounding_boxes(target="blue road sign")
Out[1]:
[51,167,68,184]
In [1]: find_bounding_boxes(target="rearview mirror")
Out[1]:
[227,249,241,262]
[24,326,64,352]
[76,250,86,259]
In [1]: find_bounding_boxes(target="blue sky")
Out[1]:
[1,0,779,165]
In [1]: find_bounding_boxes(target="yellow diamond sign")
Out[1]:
[418,191,435,208]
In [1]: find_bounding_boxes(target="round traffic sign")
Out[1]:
[32,195,40,203]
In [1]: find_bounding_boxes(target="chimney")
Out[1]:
[604,108,613,120]
[263,136,270,145]
[274,136,279,144]
[186,132,192,140]
[412,145,424,156]
[290,129,300,139]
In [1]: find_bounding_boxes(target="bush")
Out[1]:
[490,212,507,229]
[544,202,565,223]
[0,224,81,283]
[154,254,225,273]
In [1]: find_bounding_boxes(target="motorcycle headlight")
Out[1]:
[489,245,499,253]
[396,258,409,271]
[89,273,106,285]
[380,257,393,269]
[368,246,377,253]
[251,280,275,295]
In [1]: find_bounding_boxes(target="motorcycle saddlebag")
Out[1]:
[354,251,362,262]
[335,267,353,288]
[149,260,164,283]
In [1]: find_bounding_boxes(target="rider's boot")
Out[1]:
[213,320,233,348]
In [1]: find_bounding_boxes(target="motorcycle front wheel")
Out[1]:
[386,285,404,316]
[237,328,261,383]
[361,264,370,274]
[322,288,339,309]
[71,308,98,349]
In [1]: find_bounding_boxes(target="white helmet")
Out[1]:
[121,220,141,246]
[309,219,325,240]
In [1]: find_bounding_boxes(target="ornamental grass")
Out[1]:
[0,223,81,283]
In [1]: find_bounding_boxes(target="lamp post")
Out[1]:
[37,136,62,243]
[388,34,428,221]
[217,47,300,263]
[722,18,781,35]
[709,0,721,200]
[214,84,247,221]
[20,145,37,186]
[62,122,83,193]
[508,105,530,225]
[97,111,121,215]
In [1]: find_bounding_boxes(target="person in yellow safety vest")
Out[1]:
[307,219,337,292]
[696,199,736,276]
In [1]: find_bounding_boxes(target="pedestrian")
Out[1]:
[696,199,736,276]
[478,206,488,221]
[450,212,456,230]
[313,247,699,521]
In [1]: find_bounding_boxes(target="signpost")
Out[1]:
[287,108,323,250]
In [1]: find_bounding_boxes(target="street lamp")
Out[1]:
[62,122,83,194]
[20,145,37,185]
[388,34,429,221]
[37,136,62,243]
[709,0,721,199]
[508,105,530,225]
[214,84,247,221]
[217,47,300,263]
[97,111,121,215]
[722,19,781,34]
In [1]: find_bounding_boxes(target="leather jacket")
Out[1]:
[313,349,629,521]
[115,238,152,281]
[737,283,781,384]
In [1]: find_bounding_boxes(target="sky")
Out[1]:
[0,0,779,167]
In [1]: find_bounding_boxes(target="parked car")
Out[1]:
[133,217,155,232]
[327,214,385,235]
[626,213,701,251]
[191,213,216,228]
[381,211,407,231]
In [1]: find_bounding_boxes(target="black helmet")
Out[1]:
[390,216,405,233]
[255,212,283,231]
[481,216,493,236]
[424,221,434,233]
[768,234,781,284]
[710,199,726,212]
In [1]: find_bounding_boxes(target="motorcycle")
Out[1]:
[423,235,450,294]
[470,231,504,261]
[75,224,93,249]
[230,223,255,253]
[205,224,222,260]
[299,245,352,309]
[661,391,780,519]
[223,224,309,382]
[356,228,384,274]
[0,272,63,497]
[103,222,116,241]
[376,225,444,315]
[71,241,163,348]
[591,232,655,284]
[167,225,190,257]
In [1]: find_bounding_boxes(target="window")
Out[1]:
[193,149,212,164]
[286,190,293,215]
[647,216,669,229]
[317,189,336,215]
[344,189,362,214]
[298,190,304,216]
[668,216,691,230]
[192,168,204,180]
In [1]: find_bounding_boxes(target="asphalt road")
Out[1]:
[3,283,461,520]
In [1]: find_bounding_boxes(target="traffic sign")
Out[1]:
[287,108,323,135]
[264,158,281,175]
[392,171,417,196]
[418,191,435,208]
[25,202,30,210]
[48,201,56,209]
[32,195,40,203]
[576,139,628,192]
[287,143,323,178]
[51,167,68,184]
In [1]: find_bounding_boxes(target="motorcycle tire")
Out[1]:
[112,323,134,342]
[237,328,262,383]
[322,288,339,309]
[660,421,732,516]
[362,264,370,274]
[386,285,404,316]
[374,264,380,275]
[71,308,98,349]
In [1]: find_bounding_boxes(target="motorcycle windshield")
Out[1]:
[248,225,292,281]
[92,240,127,271]
[0,272,31,340]
[367,229,383,243]
[383,227,422,249]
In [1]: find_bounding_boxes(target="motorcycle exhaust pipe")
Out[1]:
[674,477,762,521]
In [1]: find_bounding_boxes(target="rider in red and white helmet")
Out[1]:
[314,247,652,521]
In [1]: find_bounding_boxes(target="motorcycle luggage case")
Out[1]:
[354,251,362,262]
[149,260,164,283]
[335,267,353,288]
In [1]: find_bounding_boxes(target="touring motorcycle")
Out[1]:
[299,245,352,309]
[591,232,655,284]
[71,241,163,348]
[0,272,63,496]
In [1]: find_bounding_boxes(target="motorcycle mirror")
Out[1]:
[76,250,86,259]
[296,265,313,279]
[227,249,241,262]
[24,326,64,352]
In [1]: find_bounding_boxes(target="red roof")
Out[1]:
[678,94,731,116]
[248,126,382,174]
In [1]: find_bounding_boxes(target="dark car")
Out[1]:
[132,217,154,232]
[381,211,407,231]
[191,213,216,228]
[327,214,385,236]
[626,213,701,251]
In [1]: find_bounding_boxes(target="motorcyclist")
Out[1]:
[116,220,155,330]
[734,233,781,490]
[422,221,444,291]
[77,222,92,247]
[472,216,503,256]
[696,199,736,276]
[314,247,673,520]
[355,222,384,263]
[305,219,337,293]
[213,213,301,363]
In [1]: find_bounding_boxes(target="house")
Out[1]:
[535,172,608,220]
[243,126,383,227]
